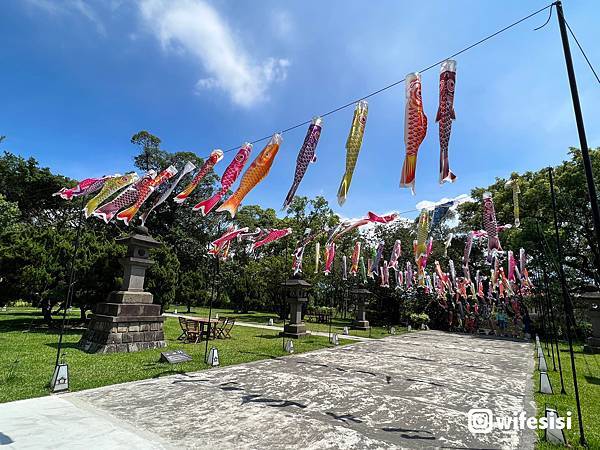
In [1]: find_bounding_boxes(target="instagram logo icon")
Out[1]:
[468,409,493,434]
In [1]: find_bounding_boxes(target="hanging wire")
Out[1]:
[210,2,555,158]
[534,5,553,31]
[564,18,600,85]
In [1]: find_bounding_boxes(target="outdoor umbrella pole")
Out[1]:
[54,197,85,370]
[548,166,586,445]
[555,1,600,256]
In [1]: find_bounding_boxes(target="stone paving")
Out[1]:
[0,330,536,449]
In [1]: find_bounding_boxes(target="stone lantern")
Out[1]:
[350,287,371,330]
[280,278,311,338]
[79,226,166,353]
[579,288,600,354]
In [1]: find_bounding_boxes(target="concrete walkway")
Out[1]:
[0,331,535,449]
[163,312,374,341]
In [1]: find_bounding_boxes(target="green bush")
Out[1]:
[409,312,430,328]
[8,300,32,307]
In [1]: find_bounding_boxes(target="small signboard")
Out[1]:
[331,334,339,346]
[285,340,294,354]
[207,347,220,366]
[50,363,69,393]
[160,350,192,364]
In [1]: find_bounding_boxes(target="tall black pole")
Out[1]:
[549,166,586,446]
[204,255,219,363]
[556,1,600,254]
[54,198,85,369]
[542,261,567,394]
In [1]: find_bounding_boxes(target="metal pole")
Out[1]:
[539,272,557,369]
[54,198,85,369]
[549,166,586,445]
[204,255,219,363]
[555,1,600,256]
[542,261,567,393]
[329,255,335,343]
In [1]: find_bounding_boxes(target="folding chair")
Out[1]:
[177,316,187,341]
[221,318,235,339]
[215,317,229,339]
[185,320,201,344]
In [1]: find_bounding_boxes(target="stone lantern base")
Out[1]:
[352,320,370,331]
[79,291,166,353]
[584,337,600,354]
[280,322,309,339]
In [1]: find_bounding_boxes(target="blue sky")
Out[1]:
[1,0,598,220]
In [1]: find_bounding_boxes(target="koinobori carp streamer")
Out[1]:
[282,117,322,210]
[437,59,457,184]
[83,173,138,218]
[194,144,252,216]
[400,72,427,194]
[337,100,368,206]
[217,134,282,218]
[117,165,177,226]
[140,160,196,226]
[94,171,156,223]
[174,150,223,204]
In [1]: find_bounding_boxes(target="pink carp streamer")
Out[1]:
[194,144,252,216]
[93,171,156,223]
[350,241,361,276]
[54,175,112,200]
[251,228,292,253]
[437,60,457,184]
[388,240,402,272]
[209,226,249,256]
[482,192,502,262]
[292,228,313,276]
[83,173,139,218]
[117,165,178,226]
[400,73,427,194]
[174,150,224,204]
[324,243,336,275]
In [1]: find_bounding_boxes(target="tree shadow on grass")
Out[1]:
[44,342,82,350]
[585,375,600,385]
[238,350,280,360]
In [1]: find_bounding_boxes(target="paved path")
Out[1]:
[163,313,374,341]
[0,331,535,449]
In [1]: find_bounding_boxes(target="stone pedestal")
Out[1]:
[351,288,371,330]
[79,226,166,353]
[280,278,311,339]
[582,292,600,354]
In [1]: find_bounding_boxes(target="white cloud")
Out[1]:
[24,0,106,35]
[270,10,293,39]
[138,0,290,107]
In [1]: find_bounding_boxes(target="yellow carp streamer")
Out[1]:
[337,100,368,206]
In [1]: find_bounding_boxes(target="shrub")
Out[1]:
[410,312,430,328]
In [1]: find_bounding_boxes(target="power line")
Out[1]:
[564,18,600,84]
[211,2,555,158]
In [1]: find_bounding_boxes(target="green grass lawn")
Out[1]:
[534,342,600,449]
[168,305,407,339]
[0,307,349,404]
